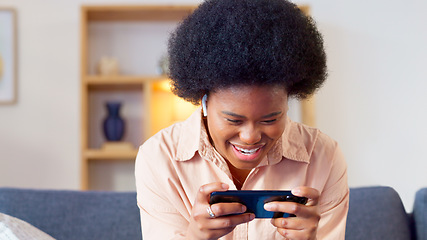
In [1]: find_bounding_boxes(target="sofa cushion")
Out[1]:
[414,188,427,240]
[345,186,412,240]
[0,188,142,240]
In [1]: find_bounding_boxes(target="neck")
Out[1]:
[226,161,251,190]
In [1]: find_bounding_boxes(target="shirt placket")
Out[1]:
[233,222,248,240]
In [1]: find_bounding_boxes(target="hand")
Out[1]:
[186,182,255,240]
[264,187,320,240]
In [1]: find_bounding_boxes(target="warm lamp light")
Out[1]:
[173,96,198,121]
[153,79,198,121]
[154,80,172,92]
[150,79,198,135]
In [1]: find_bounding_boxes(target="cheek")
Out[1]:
[216,126,237,142]
[271,127,285,137]
[208,118,236,143]
[265,123,286,140]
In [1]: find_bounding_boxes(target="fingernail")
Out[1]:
[264,203,275,211]
[241,205,247,212]
[221,183,229,189]
[281,229,288,237]
[281,219,287,227]
[250,214,255,220]
[292,188,300,195]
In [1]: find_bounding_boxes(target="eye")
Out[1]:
[226,118,242,124]
[261,119,277,124]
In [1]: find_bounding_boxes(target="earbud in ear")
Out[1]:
[202,94,208,117]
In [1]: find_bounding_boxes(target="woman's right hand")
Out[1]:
[186,182,255,240]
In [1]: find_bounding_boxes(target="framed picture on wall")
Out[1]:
[0,8,17,104]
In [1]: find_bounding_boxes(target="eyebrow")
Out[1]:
[221,111,282,119]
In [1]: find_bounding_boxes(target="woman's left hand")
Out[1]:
[264,187,320,240]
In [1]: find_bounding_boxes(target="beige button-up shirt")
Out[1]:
[136,108,349,239]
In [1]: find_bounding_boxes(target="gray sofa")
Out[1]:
[0,189,141,239]
[414,188,427,240]
[0,186,424,239]
[345,186,415,240]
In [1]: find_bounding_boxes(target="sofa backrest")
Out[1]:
[346,186,413,240]
[0,186,417,240]
[414,188,427,240]
[0,188,142,240]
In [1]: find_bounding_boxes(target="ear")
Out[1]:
[202,94,208,117]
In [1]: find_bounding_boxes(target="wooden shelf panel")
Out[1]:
[84,75,167,84]
[83,5,197,22]
[83,75,169,90]
[84,148,138,160]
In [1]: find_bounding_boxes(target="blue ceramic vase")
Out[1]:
[103,102,125,141]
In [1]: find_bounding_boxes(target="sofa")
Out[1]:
[345,186,415,240]
[0,186,424,239]
[0,189,141,239]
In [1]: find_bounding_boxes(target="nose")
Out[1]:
[239,124,262,145]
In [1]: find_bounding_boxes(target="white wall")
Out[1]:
[0,0,426,210]
[293,0,427,211]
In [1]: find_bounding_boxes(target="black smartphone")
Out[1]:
[209,190,308,218]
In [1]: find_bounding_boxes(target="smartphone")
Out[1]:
[209,190,308,218]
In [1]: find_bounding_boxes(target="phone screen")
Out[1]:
[209,190,307,218]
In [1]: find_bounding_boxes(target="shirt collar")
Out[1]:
[175,108,315,165]
[277,117,315,164]
[175,108,203,161]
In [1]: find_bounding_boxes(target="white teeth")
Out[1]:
[234,146,260,155]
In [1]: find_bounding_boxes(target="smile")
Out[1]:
[233,145,261,155]
[228,142,267,164]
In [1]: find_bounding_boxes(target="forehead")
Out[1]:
[209,85,288,111]
[211,84,287,99]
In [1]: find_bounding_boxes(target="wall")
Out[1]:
[0,0,426,210]
[293,0,427,211]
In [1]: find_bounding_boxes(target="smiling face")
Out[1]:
[205,85,288,172]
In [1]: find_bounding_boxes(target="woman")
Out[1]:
[135,0,349,239]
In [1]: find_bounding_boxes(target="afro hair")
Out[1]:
[168,0,327,105]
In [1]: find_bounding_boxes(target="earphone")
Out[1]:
[202,94,208,117]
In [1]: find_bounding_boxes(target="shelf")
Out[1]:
[84,75,167,84]
[83,5,197,22]
[84,75,169,90]
[80,4,197,190]
[84,148,138,160]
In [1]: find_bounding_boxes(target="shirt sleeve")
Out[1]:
[316,144,349,240]
[135,138,190,240]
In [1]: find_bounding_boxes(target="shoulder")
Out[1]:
[137,108,202,164]
[282,119,338,162]
[290,120,336,146]
[285,119,341,163]
[287,121,348,197]
[292,122,337,147]
[138,121,185,163]
[290,121,347,177]
[135,122,186,195]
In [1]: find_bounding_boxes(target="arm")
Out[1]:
[135,140,255,240]
[135,144,190,239]
[265,144,349,240]
[315,145,349,239]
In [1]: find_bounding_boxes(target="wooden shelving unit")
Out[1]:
[84,149,139,160]
[80,5,198,190]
